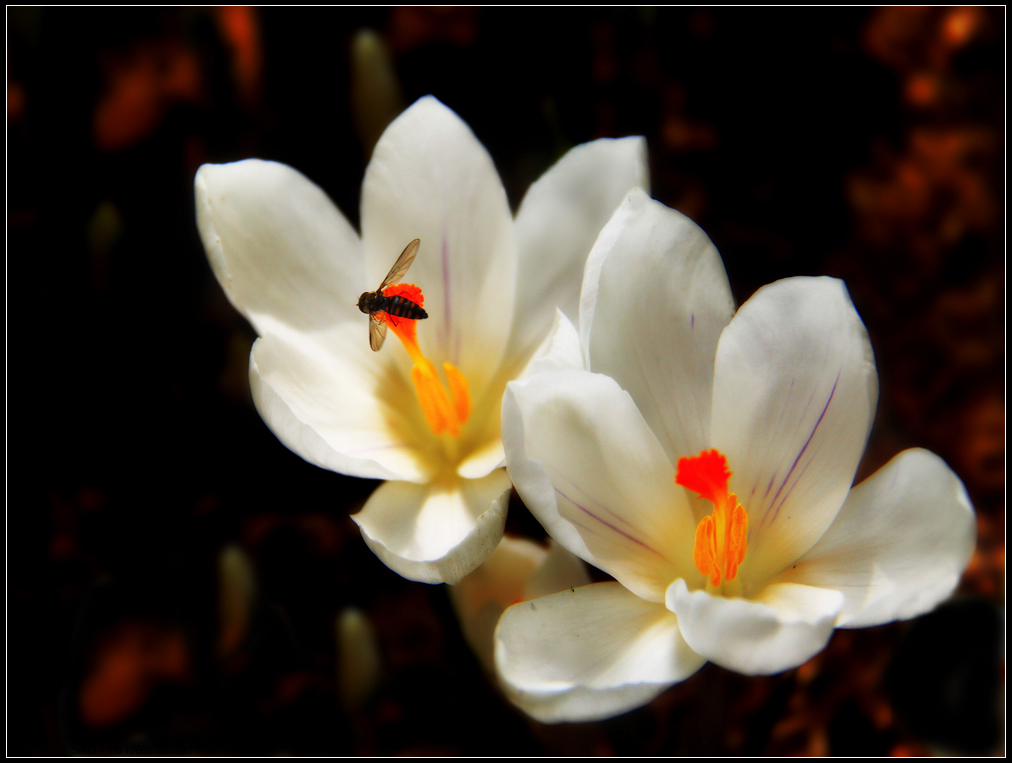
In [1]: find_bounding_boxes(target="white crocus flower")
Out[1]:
[497,189,976,723]
[194,96,647,584]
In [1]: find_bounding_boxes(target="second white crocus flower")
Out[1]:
[498,189,976,723]
[195,96,647,584]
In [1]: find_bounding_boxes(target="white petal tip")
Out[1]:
[355,483,511,585]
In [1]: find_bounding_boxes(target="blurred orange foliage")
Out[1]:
[78,623,190,727]
[93,41,202,152]
[216,6,262,107]
[387,7,478,54]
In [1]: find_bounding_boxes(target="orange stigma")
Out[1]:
[676,448,748,587]
[383,284,471,437]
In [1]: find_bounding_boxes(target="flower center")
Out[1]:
[675,448,748,588]
[382,284,472,437]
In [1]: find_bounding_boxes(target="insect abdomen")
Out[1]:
[378,295,428,320]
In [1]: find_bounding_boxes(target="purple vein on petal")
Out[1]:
[759,471,781,530]
[764,370,841,525]
[568,516,600,537]
[558,477,642,533]
[762,473,776,501]
[765,426,835,529]
[747,381,806,505]
[767,447,816,526]
[555,487,666,559]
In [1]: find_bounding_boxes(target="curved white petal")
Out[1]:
[775,448,976,628]
[454,536,546,610]
[449,537,590,675]
[519,309,586,379]
[581,189,734,465]
[525,539,593,601]
[195,160,364,340]
[459,309,586,482]
[352,468,512,585]
[449,536,545,675]
[457,437,506,480]
[508,137,649,364]
[503,369,700,602]
[495,582,705,724]
[361,96,517,395]
[666,578,844,675]
[250,328,433,482]
[710,277,879,589]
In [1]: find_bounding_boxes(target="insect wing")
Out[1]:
[378,238,420,292]
[368,312,388,351]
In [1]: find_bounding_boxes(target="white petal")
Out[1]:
[449,536,546,675]
[580,189,734,465]
[525,539,593,601]
[195,160,364,340]
[710,277,879,589]
[454,536,547,612]
[360,96,517,395]
[249,328,432,482]
[518,309,586,379]
[495,582,705,723]
[503,369,700,602]
[449,537,590,675]
[458,309,586,482]
[666,578,844,675]
[352,468,512,585]
[457,437,506,480]
[776,448,976,628]
[508,137,649,364]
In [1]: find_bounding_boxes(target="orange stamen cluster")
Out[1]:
[383,284,471,436]
[676,448,748,587]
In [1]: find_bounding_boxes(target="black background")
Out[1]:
[8,7,1004,755]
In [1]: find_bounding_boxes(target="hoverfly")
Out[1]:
[357,238,428,351]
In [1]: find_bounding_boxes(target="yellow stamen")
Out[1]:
[677,449,748,587]
[443,361,472,426]
[385,299,471,437]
